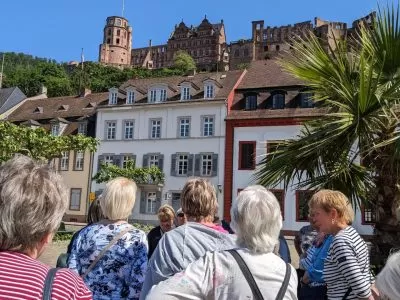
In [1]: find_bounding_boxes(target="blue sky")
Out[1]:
[0,0,395,62]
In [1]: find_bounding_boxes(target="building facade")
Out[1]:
[7,91,108,222]
[224,60,374,236]
[93,70,245,224]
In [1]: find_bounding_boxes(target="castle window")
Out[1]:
[108,29,111,36]
[276,45,280,51]
[116,19,122,26]
[116,38,120,44]
[107,39,111,44]
[117,29,120,36]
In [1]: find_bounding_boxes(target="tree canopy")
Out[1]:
[173,51,196,73]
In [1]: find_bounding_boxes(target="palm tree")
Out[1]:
[255,5,400,264]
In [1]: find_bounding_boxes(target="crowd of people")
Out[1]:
[0,155,398,299]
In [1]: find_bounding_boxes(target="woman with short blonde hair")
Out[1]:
[0,155,92,299]
[68,177,148,299]
[309,189,374,300]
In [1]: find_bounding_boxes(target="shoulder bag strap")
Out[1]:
[82,226,132,279]
[42,268,60,300]
[227,249,264,300]
[275,263,291,300]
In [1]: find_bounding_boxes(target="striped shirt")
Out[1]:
[323,226,373,300]
[0,251,92,300]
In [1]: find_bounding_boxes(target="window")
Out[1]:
[245,95,257,110]
[272,93,285,109]
[201,154,213,176]
[116,19,122,26]
[70,188,81,211]
[106,121,117,140]
[160,89,167,101]
[181,86,191,100]
[300,92,314,108]
[276,45,280,51]
[266,141,283,162]
[177,154,189,176]
[239,141,256,170]
[362,204,377,224]
[146,192,157,214]
[107,38,111,44]
[108,29,111,36]
[149,90,157,102]
[104,155,114,165]
[116,38,120,44]
[109,90,118,105]
[171,193,181,211]
[202,116,214,137]
[150,119,161,139]
[296,190,315,221]
[60,151,69,171]
[74,151,84,171]
[179,117,190,138]
[123,121,134,140]
[78,122,87,135]
[205,84,214,99]
[127,90,135,104]
[122,155,132,169]
[117,29,120,36]
[51,123,60,136]
[148,155,159,168]
[270,189,285,219]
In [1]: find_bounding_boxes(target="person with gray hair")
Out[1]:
[145,185,298,300]
[375,252,400,300]
[0,155,92,299]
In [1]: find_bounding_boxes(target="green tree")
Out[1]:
[173,51,196,72]
[93,159,164,185]
[0,122,98,162]
[255,6,400,262]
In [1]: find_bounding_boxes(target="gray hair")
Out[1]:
[376,252,400,300]
[230,185,282,253]
[0,155,68,251]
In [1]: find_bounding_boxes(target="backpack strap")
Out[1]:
[275,263,291,300]
[227,249,264,300]
[42,268,60,300]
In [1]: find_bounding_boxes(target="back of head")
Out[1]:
[230,185,282,253]
[100,177,137,221]
[0,155,68,251]
[181,178,217,222]
[87,196,105,224]
[376,252,400,300]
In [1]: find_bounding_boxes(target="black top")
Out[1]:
[147,226,163,259]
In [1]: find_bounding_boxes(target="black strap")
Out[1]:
[42,268,59,300]
[228,250,292,300]
[342,287,352,300]
[228,250,264,300]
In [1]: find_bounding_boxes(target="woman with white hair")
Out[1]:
[145,185,298,300]
[375,252,400,300]
[68,177,148,299]
[0,155,92,299]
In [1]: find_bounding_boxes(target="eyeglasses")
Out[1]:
[177,213,184,217]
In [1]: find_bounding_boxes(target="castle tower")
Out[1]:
[99,16,132,66]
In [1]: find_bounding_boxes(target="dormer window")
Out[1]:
[78,122,88,135]
[181,86,191,100]
[245,94,257,110]
[149,90,157,103]
[160,89,167,102]
[51,123,60,136]
[300,92,314,108]
[126,89,135,104]
[272,92,285,109]
[205,84,214,99]
[148,87,167,103]
[109,88,118,105]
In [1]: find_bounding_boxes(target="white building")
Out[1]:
[93,70,245,224]
[224,60,374,236]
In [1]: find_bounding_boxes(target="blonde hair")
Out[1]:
[100,177,137,220]
[309,189,354,224]
[181,178,217,221]
[158,204,175,222]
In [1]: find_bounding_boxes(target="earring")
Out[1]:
[331,219,336,225]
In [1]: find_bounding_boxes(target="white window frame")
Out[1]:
[126,90,135,104]
[178,117,191,138]
[123,120,134,140]
[150,119,162,139]
[51,123,60,136]
[181,86,191,100]
[160,89,167,102]
[78,122,87,135]
[122,155,131,169]
[202,116,214,137]
[106,121,117,140]
[176,154,189,176]
[69,188,81,211]
[104,155,114,165]
[201,154,213,176]
[60,151,69,171]
[146,192,157,214]
[109,89,118,105]
[205,84,215,99]
[149,155,159,168]
[149,89,157,102]
[75,151,84,171]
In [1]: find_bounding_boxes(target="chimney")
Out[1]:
[80,88,91,98]
[40,85,48,96]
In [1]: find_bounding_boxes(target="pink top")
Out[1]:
[201,222,229,234]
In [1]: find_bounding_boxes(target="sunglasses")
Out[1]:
[177,213,185,217]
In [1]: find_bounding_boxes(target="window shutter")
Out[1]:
[155,192,162,212]
[170,154,177,176]
[212,154,218,177]
[143,154,149,168]
[140,191,146,214]
[132,155,137,167]
[113,155,122,168]
[158,154,164,171]
[97,155,104,171]
[187,154,194,177]
[194,154,201,176]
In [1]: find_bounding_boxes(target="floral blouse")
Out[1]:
[68,222,148,300]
